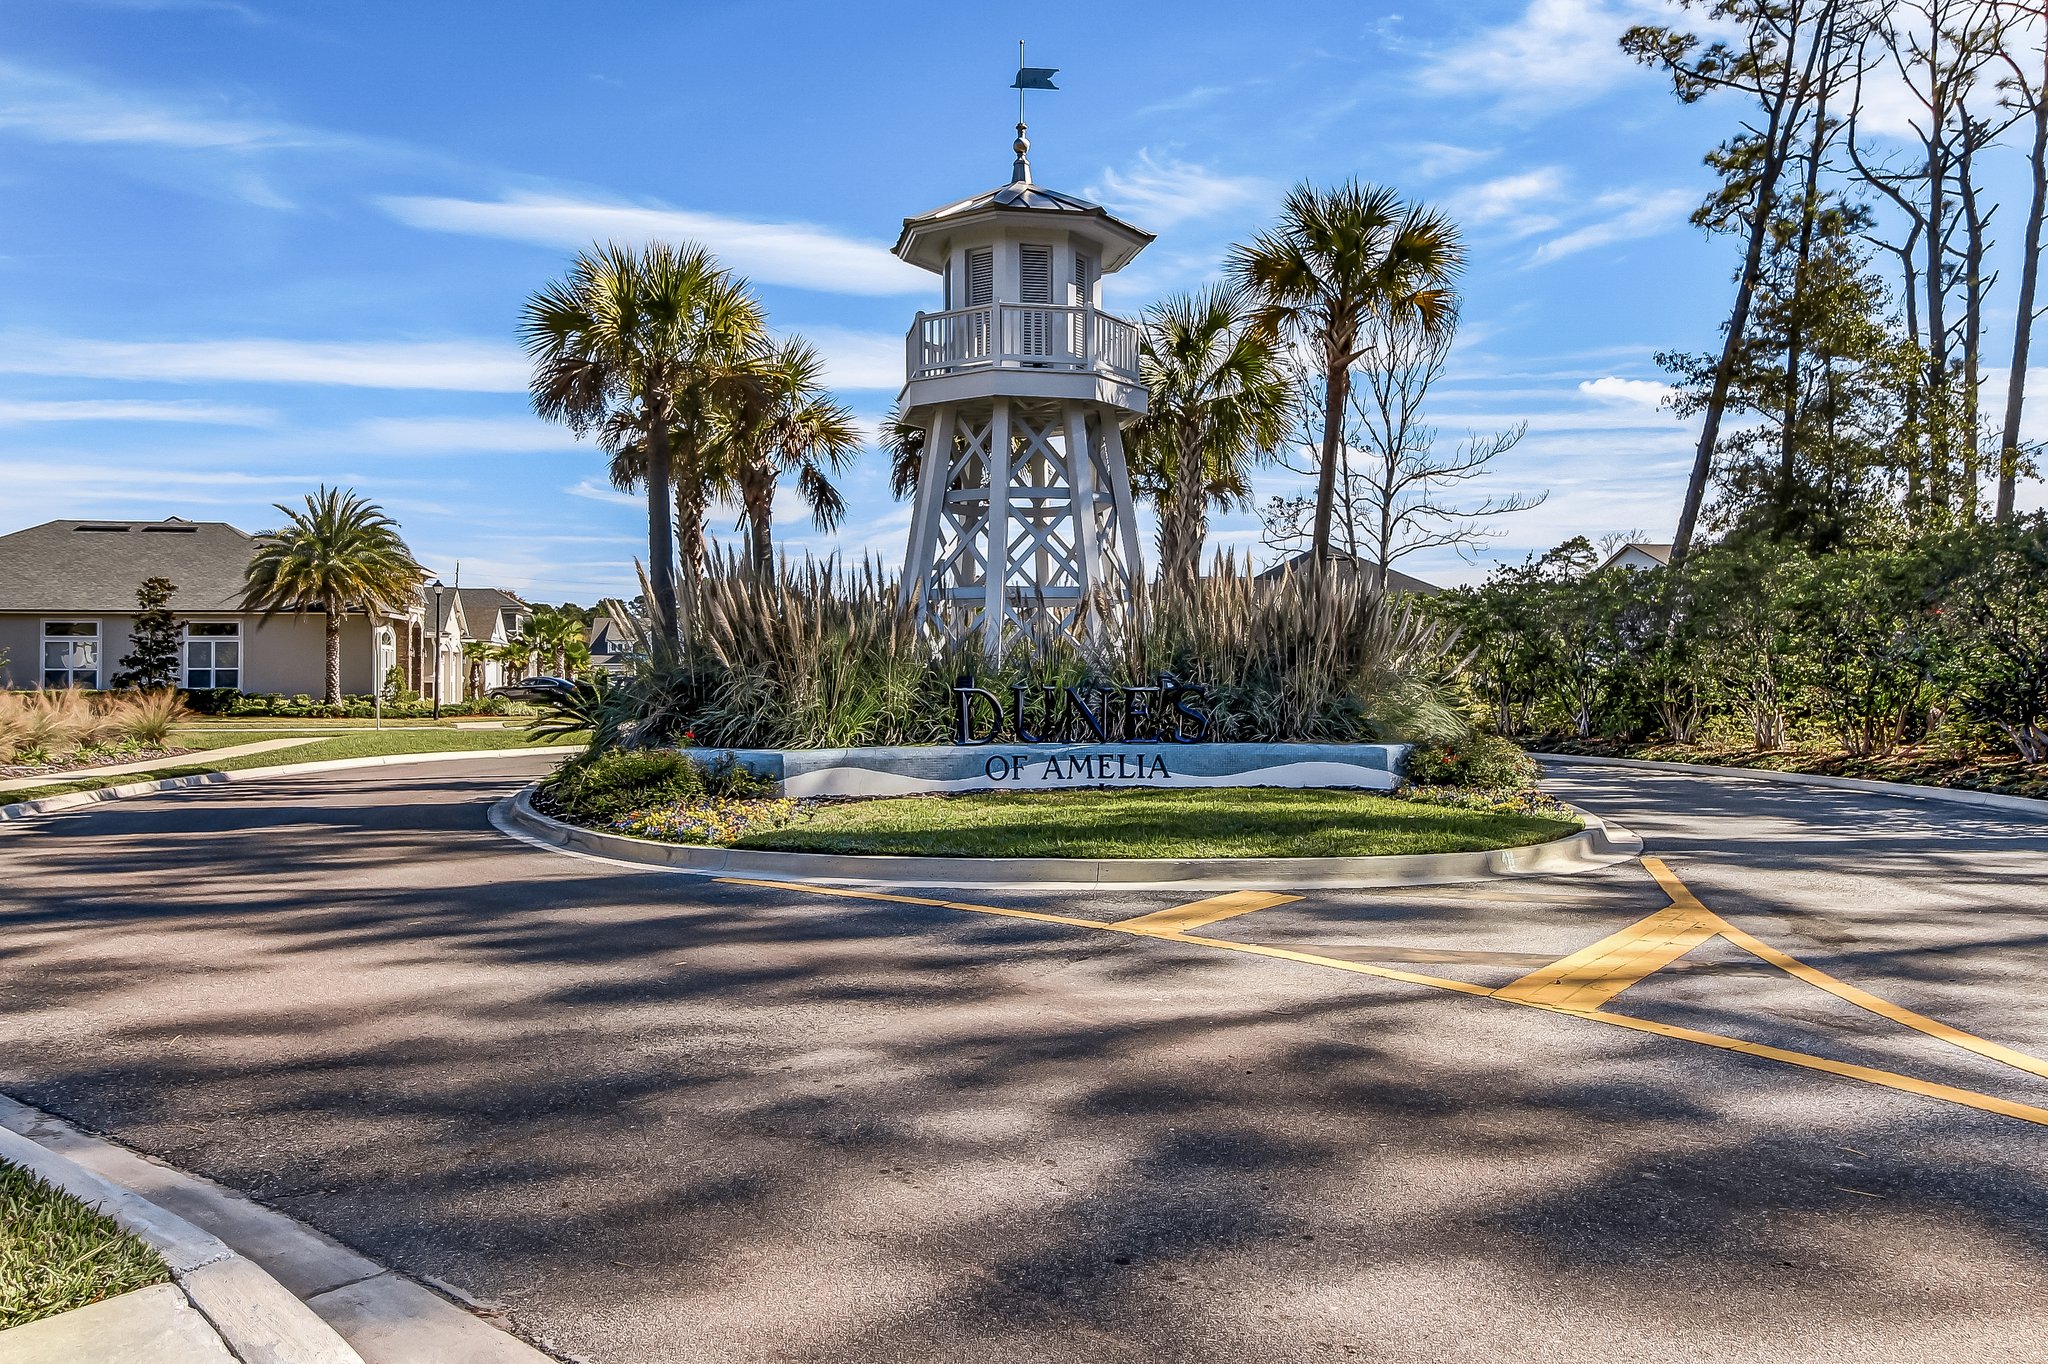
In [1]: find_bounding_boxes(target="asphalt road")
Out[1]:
[4,756,2048,1363]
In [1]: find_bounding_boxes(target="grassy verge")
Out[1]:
[1538,736,2048,802]
[0,1160,169,1330]
[731,788,1579,859]
[4,727,578,806]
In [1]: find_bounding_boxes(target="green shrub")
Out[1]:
[1405,732,1537,789]
[541,748,772,823]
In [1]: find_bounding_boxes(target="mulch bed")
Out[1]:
[0,748,192,781]
[1536,736,2048,802]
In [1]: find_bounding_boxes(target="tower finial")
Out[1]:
[1013,122,1031,184]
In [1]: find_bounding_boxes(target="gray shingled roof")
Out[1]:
[1253,550,1442,595]
[454,587,529,642]
[0,518,261,612]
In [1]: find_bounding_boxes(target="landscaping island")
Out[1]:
[537,751,1579,860]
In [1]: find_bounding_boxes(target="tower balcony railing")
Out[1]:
[906,302,1141,385]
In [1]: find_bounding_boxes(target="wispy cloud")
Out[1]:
[0,334,529,390]
[1529,187,1693,265]
[1135,84,1237,117]
[1408,142,1497,179]
[0,56,331,151]
[1416,0,1664,111]
[566,478,640,508]
[789,324,903,391]
[1443,167,1567,237]
[0,398,274,425]
[1087,152,1271,229]
[380,192,925,296]
[352,416,575,451]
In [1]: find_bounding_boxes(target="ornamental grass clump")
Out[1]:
[104,688,191,748]
[554,552,1476,755]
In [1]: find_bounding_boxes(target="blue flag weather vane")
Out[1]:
[1011,42,1057,182]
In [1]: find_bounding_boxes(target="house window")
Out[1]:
[184,622,241,690]
[42,621,100,689]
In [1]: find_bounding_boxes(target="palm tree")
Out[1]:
[1229,181,1463,572]
[461,640,492,697]
[720,338,863,571]
[240,487,425,704]
[525,609,584,675]
[523,242,763,647]
[1128,286,1295,593]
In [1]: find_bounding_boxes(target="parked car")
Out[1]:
[488,675,580,702]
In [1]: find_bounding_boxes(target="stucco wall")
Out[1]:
[0,611,394,694]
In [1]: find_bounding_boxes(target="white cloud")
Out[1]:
[1087,152,1271,228]
[1578,375,1674,408]
[0,57,328,152]
[790,324,904,391]
[0,334,529,391]
[380,192,924,296]
[0,398,273,425]
[1416,0,1665,110]
[1529,187,1693,264]
[1443,167,1567,237]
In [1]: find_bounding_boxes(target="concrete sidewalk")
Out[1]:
[0,738,325,793]
[0,1284,238,1363]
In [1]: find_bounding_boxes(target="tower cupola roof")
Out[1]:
[893,180,1154,274]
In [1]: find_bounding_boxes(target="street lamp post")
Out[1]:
[431,580,444,721]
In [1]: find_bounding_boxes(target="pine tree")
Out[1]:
[113,577,181,689]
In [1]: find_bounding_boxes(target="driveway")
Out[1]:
[2,755,2046,1362]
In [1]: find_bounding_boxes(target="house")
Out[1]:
[585,607,640,674]
[1595,542,1674,573]
[0,517,430,694]
[452,587,534,695]
[1254,549,1442,595]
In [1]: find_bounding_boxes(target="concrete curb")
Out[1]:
[0,1095,559,1363]
[0,1119,361,1364]
[497,785,1644,890]
[1535,751,2048,818]
[0,745,584,824]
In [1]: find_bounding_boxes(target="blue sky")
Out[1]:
[4,0,2043,602]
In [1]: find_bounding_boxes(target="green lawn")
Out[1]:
[735,788,1579,859]
[0,1160,169,1330]
[4,727,577,805]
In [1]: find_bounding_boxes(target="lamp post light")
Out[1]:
[431,580,444,721]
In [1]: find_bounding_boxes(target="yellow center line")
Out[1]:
[1115,890,1303,935]
[714,864,2048,1130]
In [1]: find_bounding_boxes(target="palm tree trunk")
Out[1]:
[1160,427,1206,592]
[324,606,342,705]
[644,415,681,648]
[1312,360,1349,573]
[674,475,709,585]
[743,458,775,573]
[2001,40,2048,525]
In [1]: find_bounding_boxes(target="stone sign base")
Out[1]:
[708,743,1408,798]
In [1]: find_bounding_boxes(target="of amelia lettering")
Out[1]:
[952,675,1212,745]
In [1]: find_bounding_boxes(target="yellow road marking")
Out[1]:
[1115,890,1302,935]
[716,877,1111,932]
[716,865,2048,1129]
[1641,858,2048,1084]
[1493,902,1720,1009]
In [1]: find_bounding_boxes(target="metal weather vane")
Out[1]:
[1010,41,1057,183]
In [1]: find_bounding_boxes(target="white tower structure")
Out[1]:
[893,125,1155,656]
